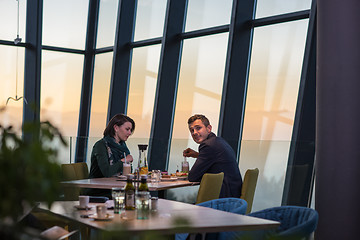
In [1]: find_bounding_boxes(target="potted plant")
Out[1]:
[0,109,67,239]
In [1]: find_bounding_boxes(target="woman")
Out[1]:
[89,113,135,178]
[86,114,135,197]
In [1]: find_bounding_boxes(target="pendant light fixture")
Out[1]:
[6,0,27,105]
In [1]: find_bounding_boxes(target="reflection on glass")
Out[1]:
[41,50,84,137]
[185,0,232,32]
[0,0,26,41]
[243,20,308,141]
[97,0,118,48]
[89,52,113,138]
[239,140,291,211]
[168,33,228,173]
[127,45,161,140]
[134,0,167,41]
[256,0,311,19]
[240,20,308,211]
[43,0,89,49]
[0,46,25,132]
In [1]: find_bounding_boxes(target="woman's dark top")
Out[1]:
[86,136,130,198]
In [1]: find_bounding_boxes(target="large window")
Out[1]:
[167,33,229,203]
[169,33,229,173]
[89,53,113,138]
[127,45,162,165]
[40,51,84,138]
[240,19,309,211]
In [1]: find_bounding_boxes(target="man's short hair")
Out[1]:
[188,114,210,127]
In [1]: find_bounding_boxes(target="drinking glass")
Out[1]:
[151,170,161,183]
[136,191,150,219]
[112,187,125,214]
[123,163,131,176]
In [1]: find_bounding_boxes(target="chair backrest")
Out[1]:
[61,163,89,200]
[195,172,224,204]
[249,206,319,239]
[72,162,89,179]
[240,168,259,214]
[197,198,248,240]
[197,197,248,215]
[222,206,318,240]
[62,162,89,180]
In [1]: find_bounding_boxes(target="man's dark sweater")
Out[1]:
[188,132,243,198]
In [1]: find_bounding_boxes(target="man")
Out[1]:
[183,114,242,198]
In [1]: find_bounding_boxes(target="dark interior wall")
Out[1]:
[316,0,360,238]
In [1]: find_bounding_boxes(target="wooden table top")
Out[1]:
[61,177,199,191]
[37,199,280,235]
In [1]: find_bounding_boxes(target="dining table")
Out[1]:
[37,199,280,239]
[61,177,200,198]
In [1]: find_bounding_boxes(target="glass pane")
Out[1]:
[240,140,290,211]
[126,45,161,168]
[167,33,228,203]
[41,50,84,138]
[127,45,161,138]
[43,0,89,49]
[243,20,308,141]
[185,0,232,32]
[133,0,167,41]
[97,0,118,48]
[256,0,311,18]
[89,52,113,138]
[0,0,27,42]
[0,45,25,132]
[240,20,309,211]
[168,33,228,175]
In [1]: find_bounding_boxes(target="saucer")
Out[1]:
[74,205,92,210]
[89,214,113,221]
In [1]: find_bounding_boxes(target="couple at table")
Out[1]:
[88,113,242,199]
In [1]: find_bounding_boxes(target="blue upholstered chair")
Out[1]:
[197,197,248,215]
[175,198,248,240]
[223,206,319,240]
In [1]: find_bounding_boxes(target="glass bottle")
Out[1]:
[136,175,150,219]
[181,157,189,173]
[138,175,149,192]
[138,144,148,175]
[125,175,135,210]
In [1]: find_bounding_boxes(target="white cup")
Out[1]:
[96,204,107,218]
[79,195,89,208]
[123,163,131,176]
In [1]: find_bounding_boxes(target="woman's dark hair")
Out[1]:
[103,114,135,137]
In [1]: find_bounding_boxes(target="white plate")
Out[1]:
[74,205,92,210]
[160,177,177,182]
[176,176,188,180]
[89,214,113,221]
[116,175,127,180]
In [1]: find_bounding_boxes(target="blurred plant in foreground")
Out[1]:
[0,113,66,228]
